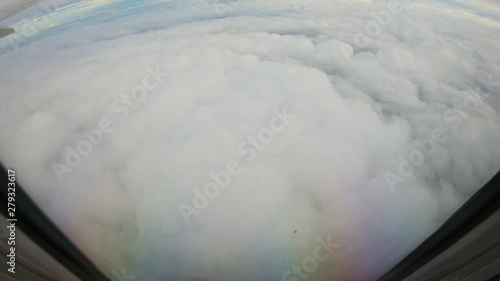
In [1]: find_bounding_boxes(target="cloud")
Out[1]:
[0,0,499,280]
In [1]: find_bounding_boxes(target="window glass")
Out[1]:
[0,1,499,280]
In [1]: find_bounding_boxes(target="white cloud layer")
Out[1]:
[0,0,499,280]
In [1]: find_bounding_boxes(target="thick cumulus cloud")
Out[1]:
[0,0,500,280]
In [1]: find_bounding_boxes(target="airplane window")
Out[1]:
[0,1,499,280]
